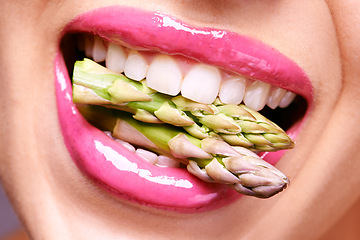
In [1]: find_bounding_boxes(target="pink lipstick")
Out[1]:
[55,6,312,212]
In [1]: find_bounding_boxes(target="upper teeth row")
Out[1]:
[82,35,296,111]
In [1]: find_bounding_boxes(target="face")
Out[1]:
[0,0,359,239]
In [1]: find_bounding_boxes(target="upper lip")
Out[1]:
[65,7,313,102]
[56,6,313,213]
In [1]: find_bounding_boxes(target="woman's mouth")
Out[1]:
[55,6,311,213]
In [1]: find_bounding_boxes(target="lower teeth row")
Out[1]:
[103,131,181,168]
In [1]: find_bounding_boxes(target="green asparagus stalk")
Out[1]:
[79,105,289,198]
[73,58,294,152]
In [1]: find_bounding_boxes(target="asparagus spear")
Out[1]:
[79,105,289,198]
[73,58,294,152]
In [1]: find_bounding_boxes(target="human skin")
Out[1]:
[0,0,359,239]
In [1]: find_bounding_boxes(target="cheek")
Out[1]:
[329,1,360,81]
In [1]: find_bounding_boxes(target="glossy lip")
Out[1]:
[55,6,313,213]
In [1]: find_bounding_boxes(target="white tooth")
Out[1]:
[92,36,107,62]
[135,149,158,165]
[279,91,296,108]
[156,155,180,168]
[124,50,148,81]
[243,81,271,111]
[219,77,246,104]
[84,36,93,58]
[146,55,182,96]
[105,43,127,73]
[103,131,114,139]
[181,64,221,104]
[115,139,135,153]
[267,87,287,109]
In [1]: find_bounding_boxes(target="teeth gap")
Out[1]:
[60,33,307,164]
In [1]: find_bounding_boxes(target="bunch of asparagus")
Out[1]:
[72,58,293,198]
